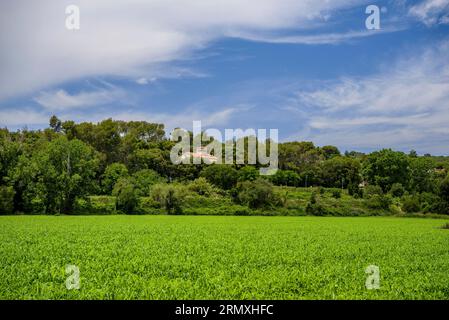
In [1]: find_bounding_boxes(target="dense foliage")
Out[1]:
[1,116,449,216]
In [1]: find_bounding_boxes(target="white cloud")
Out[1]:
[33,87,124,111]
[293,41,449,154]
[408,0,449,25]
[228,27,404,45]
[0,109,49,127]
[0,0,369,100]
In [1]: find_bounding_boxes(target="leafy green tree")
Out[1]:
[150,183,186,214]
[102,163,129,195]
[402,195,421,213]
[0,186,15,214]
[132,169,164,196]
[319,156,361,188]
[200,165,238,190]
[321,145,341,159]
[188,177,216,196]
[238,166,259,182]
[12,137,99,214]
[362,149,410,192]
[270,170,300,186]
[389,183,405,198]
[409,157,435,193]
[236,178,279,209]
[49,115,62,133]
[113,178,138,214]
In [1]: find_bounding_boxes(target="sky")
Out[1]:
[0,0,449,154]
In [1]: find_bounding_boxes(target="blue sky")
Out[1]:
[1,0,449,154]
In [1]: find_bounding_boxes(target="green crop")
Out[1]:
[0,216,448,299]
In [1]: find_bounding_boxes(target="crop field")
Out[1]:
[0,215,448,300]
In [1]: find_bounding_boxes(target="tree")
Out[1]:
[150,183,186,214]
[389,183,405,198]
[270,170,300,186]
[238,166,259,182]
[409,157,435,193]
[236,178,279,209]
[188,177,216,196]
[113,178,138,214]
[362,149,410,192]
[132,169,164,196]
[409,150,418,158]
[49,115,62,133]
[102,163,129,195]
[13,137,99,214]
[321,145,341,159]
[200,165,238,190]
[0,186,15,214]
[319,156,361,188]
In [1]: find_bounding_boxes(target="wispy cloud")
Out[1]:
[292,40,449,153]
[0,0,369,100]
[0,108,49,127]
[227,27,405,45]
[408,0,449,25]
[33,87,125,111]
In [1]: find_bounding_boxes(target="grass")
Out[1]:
[0,215,448,299]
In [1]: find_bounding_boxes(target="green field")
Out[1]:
[0,216,448,300]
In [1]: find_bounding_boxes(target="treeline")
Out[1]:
[1,116,449,216]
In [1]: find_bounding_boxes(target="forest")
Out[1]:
[1,115,449,217]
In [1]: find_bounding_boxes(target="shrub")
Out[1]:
[306,201,327,216]
[363,185,383,198]
[238,166,259,182]
[365,194,392,210]
[330,188,342,199]
[348,182,363,198]
[0,186,15,214]
[389,183,405,198]
[188,177,216,196]
[112,178,138,214]
[200,165,238,190]
[270,170,300,186]
[89,196,117,215]
[102,163,129,195]
[401,195,421,213]
[150,183,187,214]
[236,178,279,209]
[132,169,164,196]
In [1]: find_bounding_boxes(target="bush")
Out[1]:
[236,178,279,209]
[102,163,129,195]
[238,166,259,182]
[0,186,15,214]
[418,192,441,214]
[348,182,363,198]
[306,201,327,216]
[150,183,187,214]
[365,194,392,210]
[363,185,383,198]
[270,170,300,186]
[330,188,342,199]
[200,165,238,190]
[113,178,138,214]
[389,183,405,198]
[132,169,164,196]
[188,177,216,196]
[401,195,421,213]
